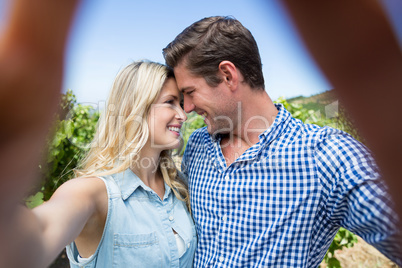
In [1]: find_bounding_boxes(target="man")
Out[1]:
[163,16,401,267]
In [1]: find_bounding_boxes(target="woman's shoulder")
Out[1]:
[65,176,106,188]
[54,176,107,203]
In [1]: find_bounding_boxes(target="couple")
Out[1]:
[4,17,402,267]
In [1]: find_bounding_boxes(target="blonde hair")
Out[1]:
[75,60,189,209]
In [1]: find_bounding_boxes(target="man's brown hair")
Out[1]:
[163,16,265,90]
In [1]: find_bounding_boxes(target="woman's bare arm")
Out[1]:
[2,177,106,268]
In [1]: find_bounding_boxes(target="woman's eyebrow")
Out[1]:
[160,94,179,100]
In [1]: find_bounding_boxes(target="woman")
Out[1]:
[19,61,196,267]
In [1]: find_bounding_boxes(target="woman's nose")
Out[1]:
[176,106,187,122]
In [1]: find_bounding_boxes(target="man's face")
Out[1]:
[174,62,238,136]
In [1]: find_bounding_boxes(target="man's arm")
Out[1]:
[282,0,402,233]
[315,129,401,265]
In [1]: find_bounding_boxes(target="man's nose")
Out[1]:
[183,96,195,113]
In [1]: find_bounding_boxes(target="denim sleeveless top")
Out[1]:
[66,168,196,267]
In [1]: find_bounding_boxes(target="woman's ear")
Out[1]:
[218,61,238,91]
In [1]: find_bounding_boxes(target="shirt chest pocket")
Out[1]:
[113,232,162,268]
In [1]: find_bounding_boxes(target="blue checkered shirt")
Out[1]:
[182,104,401,267]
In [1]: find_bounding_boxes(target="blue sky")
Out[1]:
[64,0,331,105]
[1,0,401,106]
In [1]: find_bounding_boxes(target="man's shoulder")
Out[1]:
[285,118,369,156]
[300,123,375,169]
[293,120,353,144]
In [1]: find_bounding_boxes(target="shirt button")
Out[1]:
[224,175,229,181]
[219,256,224,262]
[222,215,228,221]
[169,215,174,221]
[187,243,190,248]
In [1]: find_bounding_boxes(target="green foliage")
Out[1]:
[25,192,44,209]
[179,112,206,155]
[276,94,363,142]
[275,96,333,127]
[323,228,358,268]
[30,89,100,204]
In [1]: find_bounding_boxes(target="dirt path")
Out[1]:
[320,236,400,268]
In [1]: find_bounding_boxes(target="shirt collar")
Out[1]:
[112,168,172,201]
[202,103,291,166]
[207,103,291,144]
[232,103,291,162]
[258,103,291,143]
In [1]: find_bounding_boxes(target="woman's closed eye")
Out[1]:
[164,98,181,108]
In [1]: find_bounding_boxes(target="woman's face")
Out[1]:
[148,78,187,151]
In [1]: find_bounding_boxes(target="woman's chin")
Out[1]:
[159,140,181,151]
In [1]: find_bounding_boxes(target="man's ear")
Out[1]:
[218,61,238,91]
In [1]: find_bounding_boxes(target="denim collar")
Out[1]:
[112,168,171,201]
